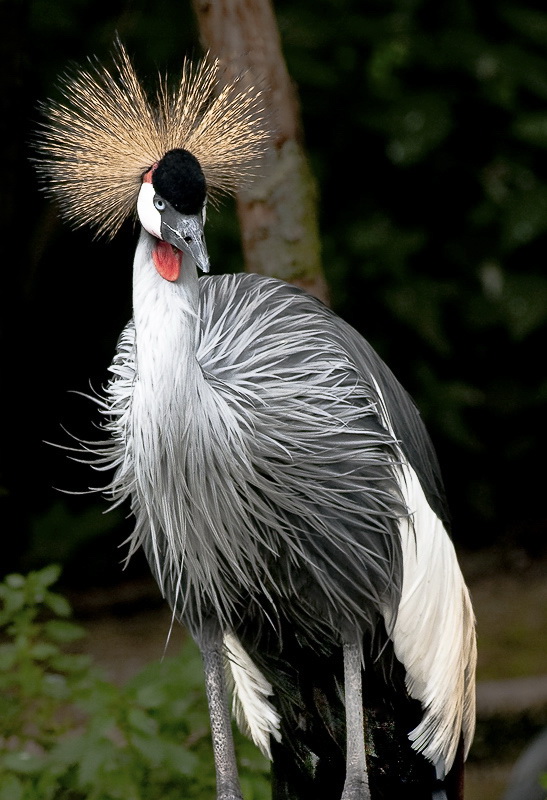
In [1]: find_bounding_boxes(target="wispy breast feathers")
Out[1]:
[35,39,270,238]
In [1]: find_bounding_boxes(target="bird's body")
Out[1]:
[97,233,475,797]
[37,43,476,800]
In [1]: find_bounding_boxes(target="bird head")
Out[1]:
[35,39,269,269]
[137,149,210,280]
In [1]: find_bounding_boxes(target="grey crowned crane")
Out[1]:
[36,42,476,800]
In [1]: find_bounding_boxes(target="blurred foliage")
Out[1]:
[2,0,547,582]
[278,0,547,552]
[0,566,270,799]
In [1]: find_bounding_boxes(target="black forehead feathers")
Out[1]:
[152,149,207,215]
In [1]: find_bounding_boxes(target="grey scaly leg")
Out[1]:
[200,625,243,800]
[341,640,371,800]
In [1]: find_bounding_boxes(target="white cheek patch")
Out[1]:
[137,183,162,239]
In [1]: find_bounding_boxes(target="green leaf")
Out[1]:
[368,38,409,96]
[43,591,72,618]
[50,732,86,766]
[77,739,117,786]
[503,6,547,49]
[0,586,25,620]
[502,185,547,249]
[161,741,200,776]
[33,565,62,590]
[50,652,92,674]
[128,707,157,736]
[133,680,166,709]
[43,620,84,644]
[0,644,17,670]
[0,774,24,800]
[89,767,141,800]
[130,733,166,767]
[513,113,547,149]
[0,751,43,775]
[5,575,25,590]
[382,93,452,165]
[240,772,271,800]
[30,642,59,661]
[385,279,453,353]
[498,274,547,339]
[42,673,70,700]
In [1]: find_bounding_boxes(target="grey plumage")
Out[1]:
[67,244,477,798]
[100,272,407,638]
[91,261,475,790]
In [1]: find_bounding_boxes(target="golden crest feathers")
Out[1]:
[36,40,269,238]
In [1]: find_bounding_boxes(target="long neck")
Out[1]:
[132,228,202,395]
[129,228,207,591]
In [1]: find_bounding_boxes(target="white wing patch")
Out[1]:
[223,631,282,759]
[372,379,476,775]
[391,462,476,774]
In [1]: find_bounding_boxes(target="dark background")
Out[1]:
[2,0,547,590]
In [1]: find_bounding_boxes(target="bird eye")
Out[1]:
[153,196,166,212]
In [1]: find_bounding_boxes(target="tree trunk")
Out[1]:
[192,0,329,304]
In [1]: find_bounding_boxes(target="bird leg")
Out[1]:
[200,623,243,800]
[341,640,371,800]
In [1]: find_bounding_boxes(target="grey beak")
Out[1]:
[160,207,210,274]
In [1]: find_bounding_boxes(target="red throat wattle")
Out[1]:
[153,240,182,282]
